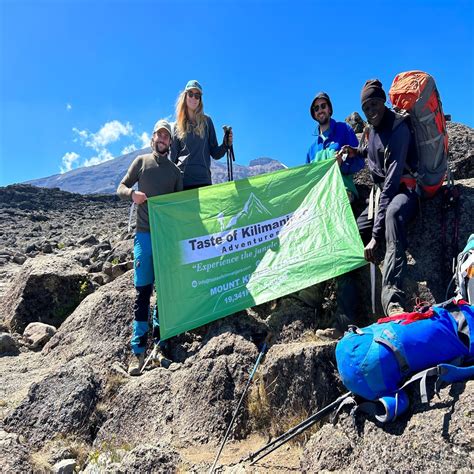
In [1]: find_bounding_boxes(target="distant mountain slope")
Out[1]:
[27,148,287,195]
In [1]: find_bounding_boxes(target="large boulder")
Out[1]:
[301,380,474,472]
[3,359,101,447]
[42,271,135,371]
[0,255,92,333]
[94,333,258,448]
[259,342,342,421]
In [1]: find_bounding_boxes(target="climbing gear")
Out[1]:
[441,177,461,287]
[128,353,145,376]
[448,234,474,303]
[128,202,135,233]
[223,125,235,182]
[244,391,352,466]
[209,342,267,474]
[370,262,376,314]
[335,299,474,423]
[389,70,448,198]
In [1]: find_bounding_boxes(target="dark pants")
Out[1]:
[336,188,418,328]
[132,284,162,354]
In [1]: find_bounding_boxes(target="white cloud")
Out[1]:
[73,120,133,152]
[139,132,150,148]
[72,127,88,140]
[66,103,72,111]
[88,120,133,150]
[60,152,80,173]
[84,149,114,167]
[121,144,137,155]
[63,119,152,172]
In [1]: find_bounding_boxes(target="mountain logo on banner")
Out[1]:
[217,193,272,231]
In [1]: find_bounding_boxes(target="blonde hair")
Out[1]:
[175,90,206,140]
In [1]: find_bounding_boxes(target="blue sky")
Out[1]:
[0,0,473,187]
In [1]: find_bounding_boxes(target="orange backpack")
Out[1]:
[389,71,449,198]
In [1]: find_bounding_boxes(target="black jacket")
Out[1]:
[358,108,417,241]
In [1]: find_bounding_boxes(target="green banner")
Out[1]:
[148,159,366,340]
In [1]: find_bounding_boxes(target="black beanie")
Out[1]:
[310,92,333,120]
[361,79,386,106]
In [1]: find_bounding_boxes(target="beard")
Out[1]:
[317,114,330,127]
[153,140,170,155]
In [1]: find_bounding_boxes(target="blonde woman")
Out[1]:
[171,80,233,190]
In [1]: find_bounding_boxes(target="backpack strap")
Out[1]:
[437,363,474,384]
[374,330,411,376]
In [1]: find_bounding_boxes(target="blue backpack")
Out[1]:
[335,300,474,423]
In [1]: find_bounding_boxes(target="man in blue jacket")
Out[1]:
[306,92,364,202]
[299,92,365,337]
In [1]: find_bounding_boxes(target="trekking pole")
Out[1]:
[222,125,235,182]
[140,340,162,374]
[370,263,376,314]
[127,202,135,233]
[244,391,352,466]
[209,342,267,474]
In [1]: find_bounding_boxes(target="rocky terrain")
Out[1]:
[0,121,472,472]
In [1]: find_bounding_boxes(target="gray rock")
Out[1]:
[88,260,103,273]
[78,235,99,246]
[43,271,135,370]
[53,458,77,474]
[111,262,129,280]
[23,322,57,349]
[301,381,474,472]
[0,332,18,354]
[41,241,53,254]
[260,342,342,419]
[0,430,32,472]
[102,261,112,277]
[91,241,111,259]
[118,444,182,473]
[25,242,38,253]
[0,255,92,333]
[13,253,27,265]
[3,359,100,447]
[94,333,258,447]
[345,111,367,134]
[0,249,15,257]
[90,273,105,285]
[106,239,133,264]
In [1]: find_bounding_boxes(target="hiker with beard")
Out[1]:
[117,119,183,375]
[306,91,364,202]
[170,79,233,190]
[341,79,419,317]
[298,92,365,337]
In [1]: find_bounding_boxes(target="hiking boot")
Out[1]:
[128,353,145,376]
[316,327,344,340]
[387,303,406,317]
[150,344,172,369]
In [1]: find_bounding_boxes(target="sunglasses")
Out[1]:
[187,91,202,100]
[312,102,328,113]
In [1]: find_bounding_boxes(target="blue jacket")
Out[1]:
[306,119,364,175]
